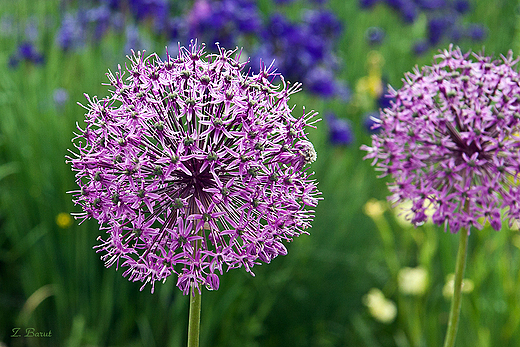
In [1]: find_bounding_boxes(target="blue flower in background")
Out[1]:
[365,26,385,46]
[53,88,69,110]
[413,40,429,55]
[360,0,487,50]
[124,24,149,54]
[129,0,169,24]
[359,0,380,8]
[305,67,339,98]
[52,0,348,98]
[428,15,455,44]
[417,0,446,10]
[303,8,343,40]
[9,41,44,67]
[56,12,86,51]
[327,113,354,146]
[85,5,111,41]
[454,0,470,13]
[466,23,486,41]
[0,15,15,37]
[377,79,395,110]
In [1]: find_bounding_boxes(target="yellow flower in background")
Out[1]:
[56,212,73,229]
[363,198,386,219]
[356,74,382,98]
[353,51,385,110]
[363,288,397,324]
[398,267,429,296]
[443,274,474,299]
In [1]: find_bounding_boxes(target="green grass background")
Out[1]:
[2,0,520,346]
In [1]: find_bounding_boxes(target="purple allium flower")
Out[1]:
[327,113,354,145]
[68,43,321,294]
[362,45,520,233]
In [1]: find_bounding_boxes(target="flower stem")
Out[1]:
[442,226,469,347]
[187,288,201,347]
[187,215,202,347]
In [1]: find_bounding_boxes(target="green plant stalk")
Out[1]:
[442,226,470,347]
[187,288,201,347]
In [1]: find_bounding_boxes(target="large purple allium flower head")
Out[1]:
[362,45,520,233]
[68,42,321,295]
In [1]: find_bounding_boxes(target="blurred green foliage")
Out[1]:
[2,0,520,346]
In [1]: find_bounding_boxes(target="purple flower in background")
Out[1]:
[362,45,520,233]
[68,43,321,294]
[327,113,354,145]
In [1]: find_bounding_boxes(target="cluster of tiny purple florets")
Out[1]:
[363,45,520,233]
[68,43,320,294]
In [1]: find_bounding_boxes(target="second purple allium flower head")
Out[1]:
[68,42,321,294]
[362,45,520,233]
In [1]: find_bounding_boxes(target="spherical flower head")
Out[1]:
[68,42,321,294]
[362,45,520,233]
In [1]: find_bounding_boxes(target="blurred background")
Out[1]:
[2,0,520,346]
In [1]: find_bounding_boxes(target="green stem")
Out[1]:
[187,215,202,347]
[187,288,201,347]
[442,226,469,347]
